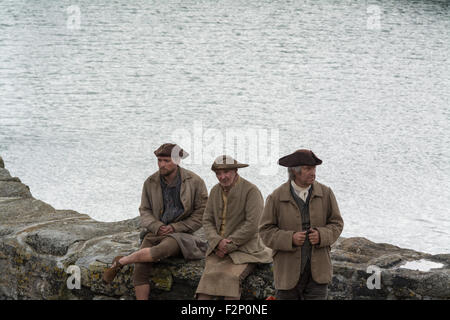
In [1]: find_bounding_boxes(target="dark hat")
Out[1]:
[211,155,249,171]
[154,143,189,159]
[278,149,322,167]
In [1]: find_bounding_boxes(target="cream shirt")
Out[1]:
[290,180,311,202]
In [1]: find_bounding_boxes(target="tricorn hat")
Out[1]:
[211,155,249,171]
[278,149,322,167]
[154,143,189,159]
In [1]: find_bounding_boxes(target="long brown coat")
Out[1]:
[139,167,208,259]
[259,180,344,289]
[202,176,272,264]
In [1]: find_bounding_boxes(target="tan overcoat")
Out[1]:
[202,176,272,264]
[259,180,344,289]
[139,166,208,259]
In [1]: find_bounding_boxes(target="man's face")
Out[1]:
[157,156,178,176]
[295,165,316,186]
[215,169,237,187]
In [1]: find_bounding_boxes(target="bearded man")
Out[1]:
[102,143,208,300]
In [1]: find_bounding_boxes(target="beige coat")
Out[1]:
[259,180,344,289]
[139,167,208,259]
[202,176,272,264]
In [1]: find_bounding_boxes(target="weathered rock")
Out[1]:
[0,156,4,168]
[0,181,31,198]
[1,168,20,182]
[328,237,449,299]
[0,156,448,300]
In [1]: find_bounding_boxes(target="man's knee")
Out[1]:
[150,237,180,261]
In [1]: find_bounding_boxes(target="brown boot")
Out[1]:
[102,256,124,284]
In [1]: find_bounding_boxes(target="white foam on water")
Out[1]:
[399,259,444,272]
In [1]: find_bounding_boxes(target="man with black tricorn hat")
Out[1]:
[259,149,344,300]
[196,155,271,300]
[102,143,208,300]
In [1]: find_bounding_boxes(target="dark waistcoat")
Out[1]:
[290,185,312,274]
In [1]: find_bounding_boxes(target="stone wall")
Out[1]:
[0,155,449,300]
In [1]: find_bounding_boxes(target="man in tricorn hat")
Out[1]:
[102,143,208,300]
[259,149,344,300]
[196,155,272,300]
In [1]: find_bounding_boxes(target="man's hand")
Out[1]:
[292,231,307,246]
[308,228,320,245]
[157,225,174,236]
[216,239,232,257]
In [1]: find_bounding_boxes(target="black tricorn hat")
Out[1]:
[278,149,322,167]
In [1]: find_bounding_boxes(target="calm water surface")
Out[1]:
[0,0,449,254]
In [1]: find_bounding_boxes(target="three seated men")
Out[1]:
[103,144,343,300]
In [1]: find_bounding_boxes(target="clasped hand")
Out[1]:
[157,225,174,236]
[215,238,232,258]
[292,228,320,246]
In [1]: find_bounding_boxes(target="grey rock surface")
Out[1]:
[0,155,448,300]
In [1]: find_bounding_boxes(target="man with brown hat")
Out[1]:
[259,149,344,300]
[102,143,208,300]
[196,155,272,300]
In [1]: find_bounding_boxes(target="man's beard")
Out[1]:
[160,167,176,176]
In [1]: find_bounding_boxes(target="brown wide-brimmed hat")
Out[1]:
[211,155,249,171]
[278,149,322,167]
[154,143,189,159]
